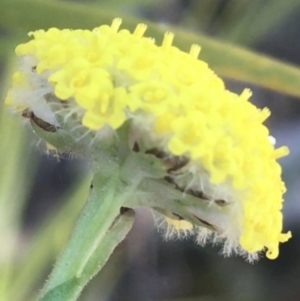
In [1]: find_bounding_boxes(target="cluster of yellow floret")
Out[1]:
[6,18,291,259]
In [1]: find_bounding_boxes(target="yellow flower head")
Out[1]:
[5,18,291,260]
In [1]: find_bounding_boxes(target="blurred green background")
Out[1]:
[1,0,300,300]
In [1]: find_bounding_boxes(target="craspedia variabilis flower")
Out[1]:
[5,18,291,260]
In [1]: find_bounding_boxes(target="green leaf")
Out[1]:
[94,0,162,9]
[217,0,300,45]
[0,59,36,301]
[1,0,300,98]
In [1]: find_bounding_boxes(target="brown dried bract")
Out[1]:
[22,108,57,132]
[146,148,189,173]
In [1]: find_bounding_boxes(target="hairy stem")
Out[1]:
[36,170,133,301]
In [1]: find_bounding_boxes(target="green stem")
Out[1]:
[81,208,135,282]
[36,170,133,301]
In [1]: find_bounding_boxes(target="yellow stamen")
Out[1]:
[133,23,147,38]
[189,44,201,59]
[274,146,290,159]
[162,32,174,49]
[111,18,122,32]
